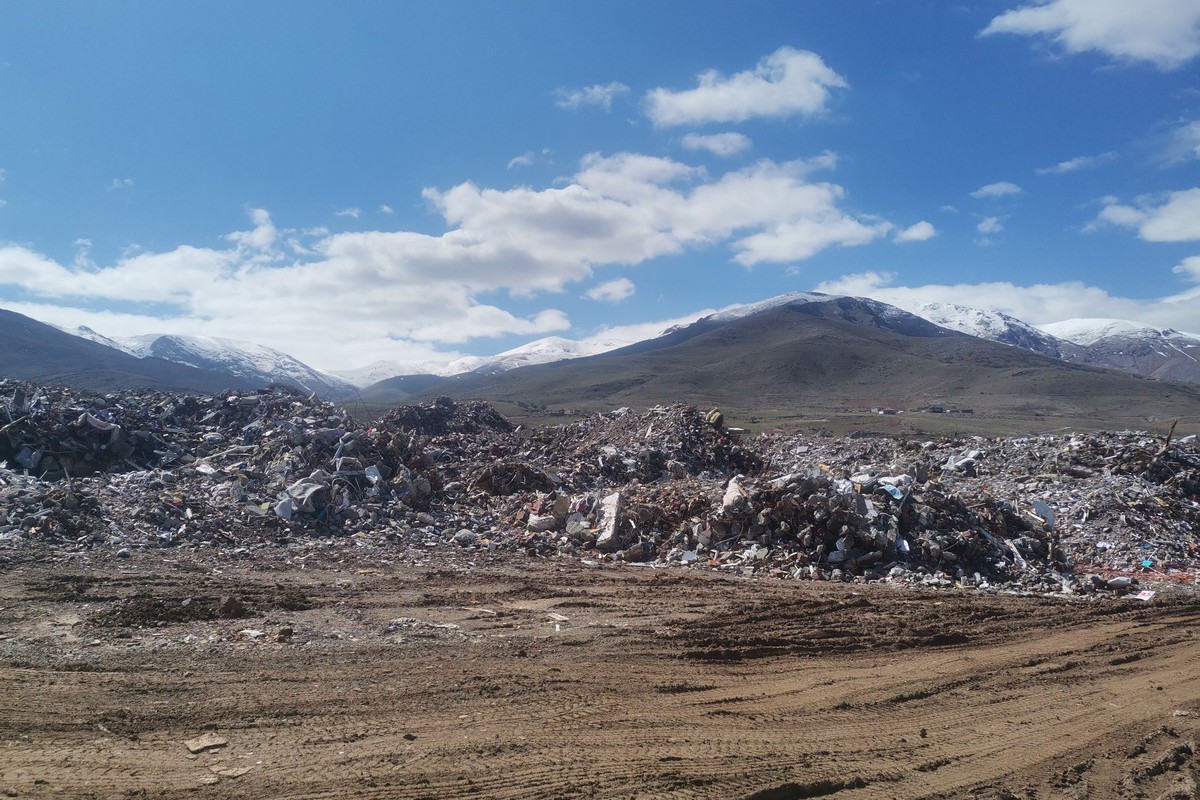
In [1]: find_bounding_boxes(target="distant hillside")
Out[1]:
[1,309,256,393]
[417,296,1200,428]
[913,302,1085,361]
[68,328,357,399]
[1041,319,1200,384]
[358,373,453,403]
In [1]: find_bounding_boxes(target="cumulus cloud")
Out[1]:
[427,149,886,269]
[983,0,1200,70]
[680,132,752,157]
[585,277,635,303]
[1162,119,1200,164]
[555,82,630,111]
[1092,188,1200,241]
[894,221,936,243]
[645,47,848,127]
[0,210,571,367]
[0,151,901,367]
[971,181,1022,199]
[584,308,719,347]
[1174,255,1200,282]
[1035,152,1117,175]
[815,268,1200,334]
[108,178,134,191]
[977,216,1004,235]
[225,207,280,253]
[379,204,394,214]
[334,207,361,219]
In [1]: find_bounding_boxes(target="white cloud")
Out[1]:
[1092,188,1200,241]
[971,181,1022,199]
[428,150,884,269]
[815,268,1200,334]
[224,207,279,253]
[379,204,394,214]
[1174,255,1200,282]
[585,277,635,303]
[977,216,1004,235]
[507,151,535,169]
[1035,151,1117,174]
[680,132,752,157]
[108,177,133,191]
[645,47,848,127]
[1,299,472,369]
[733,212,889,264]
[983,0,1200,70]
[585,308,717,346]
[555,82,630,111]
[0,152,898,368]
[894,221,936,243]
[335,207,361,219]
[1163,119,1200,164]
[507,148,551,170]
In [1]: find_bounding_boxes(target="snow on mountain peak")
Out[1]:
[1039,318,1167,346]
[911,302,1049,341]
[708,291,836,323]
[333,335,634,386]
[65,325,134,353]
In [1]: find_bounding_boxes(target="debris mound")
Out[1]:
[378,396,513,436]
[2,378,1198,596]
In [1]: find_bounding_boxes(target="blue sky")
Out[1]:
[2,1,1200,371]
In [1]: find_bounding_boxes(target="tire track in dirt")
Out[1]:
[3,556,1200,798]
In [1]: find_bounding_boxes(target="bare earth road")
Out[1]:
[2,548,1199,799]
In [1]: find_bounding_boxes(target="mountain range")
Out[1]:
[67,328,358,399]
[0,310,258,394]
[409,295,1200,426]
[2,295,1199,430]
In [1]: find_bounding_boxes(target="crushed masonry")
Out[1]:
[2,379,1198,596]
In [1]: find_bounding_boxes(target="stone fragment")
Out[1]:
[184,733,228,754]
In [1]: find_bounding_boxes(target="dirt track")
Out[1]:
[2,548,1200,799]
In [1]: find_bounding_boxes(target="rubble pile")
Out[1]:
[2,378,1198,596]
[516,404,763,488]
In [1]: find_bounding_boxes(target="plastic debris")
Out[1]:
[2,378,1197,597]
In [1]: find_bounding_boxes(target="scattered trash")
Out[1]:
[2,378,1197,597]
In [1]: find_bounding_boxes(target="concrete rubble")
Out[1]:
[3,378,1199,596]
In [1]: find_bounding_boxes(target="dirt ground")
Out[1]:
[2,546,1200,799]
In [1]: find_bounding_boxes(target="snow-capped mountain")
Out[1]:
[707,291,836,323]
[911,302,1083,360]
[449,335,631,375]
[1039,319,1200,383]
[331,360,451,387]
[1039,318,1198,347]
[69,325,130,353]
[68,329,358,398]
[333,335,633,387]
[49,298,1200,397]
[829,302,1200,385]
